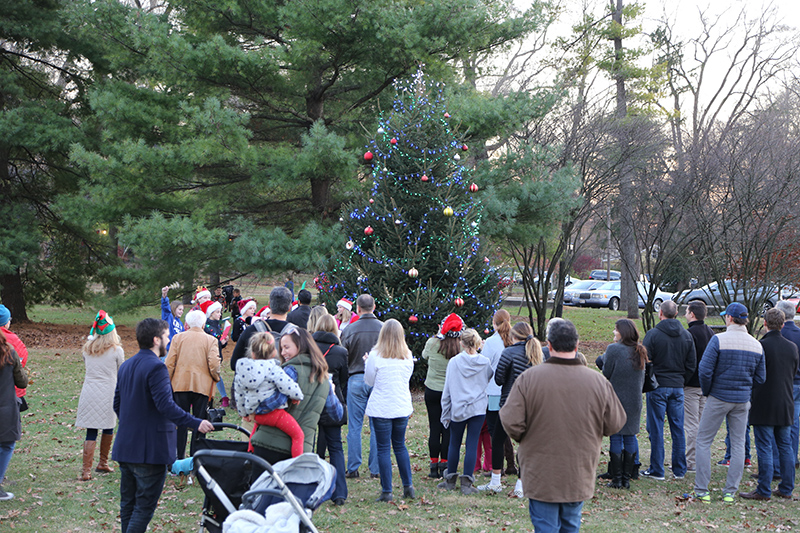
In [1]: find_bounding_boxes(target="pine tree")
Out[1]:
[318,71,502,362]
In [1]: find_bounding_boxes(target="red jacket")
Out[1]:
[2,326,27,398]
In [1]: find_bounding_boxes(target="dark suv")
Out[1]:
[589,269,621,281]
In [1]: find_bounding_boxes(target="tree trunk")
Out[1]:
[0,268,29,323]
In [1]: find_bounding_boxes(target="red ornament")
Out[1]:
[454,297,464,307]
[369,198,374,204]
[364,226,374,236]
[444,112,451,118]
[390,138,398,145]
[469,183,479,193]
[462,144,468,151]
[409,315,418,324]
[485,328,490,334]
[421,174,429,182]
[364,151,373,161]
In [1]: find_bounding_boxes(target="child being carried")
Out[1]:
[234,332,305,457]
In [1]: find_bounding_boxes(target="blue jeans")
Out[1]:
[791,384,800,464]
[320,425,347,501]
[446,415,485,478]
[372,417,413,495]
[0,441,16,483]
[346,374,377,475]
[646,387,686,477]
[752,425,794,496]
[528,499,583,533]
[723,423,751,461]
[119,462,167,533]
[609,434,638,456]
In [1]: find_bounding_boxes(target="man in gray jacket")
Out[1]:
[341,294,383,478]
[642,300,696,480]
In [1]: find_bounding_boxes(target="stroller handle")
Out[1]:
[192,449,275,477]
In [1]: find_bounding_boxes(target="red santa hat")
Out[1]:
[200,300,222,318]
[337,298,353,312]
[440,313,464,338]
[238,298,256,315]
[257,306,270,318]
[193,286,212,303]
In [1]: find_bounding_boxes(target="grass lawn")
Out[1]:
[1,304,796,532]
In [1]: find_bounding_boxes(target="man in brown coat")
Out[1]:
[500,319,625,532]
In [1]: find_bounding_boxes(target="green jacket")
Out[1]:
[250,353,330,454]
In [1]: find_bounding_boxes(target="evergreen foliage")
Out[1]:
[318,71,502,362]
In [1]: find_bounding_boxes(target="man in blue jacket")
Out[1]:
[691,303,766,503]
[113,318,214,533]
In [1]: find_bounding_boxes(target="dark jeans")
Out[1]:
[424,387,449,461]
[372,417,413,494]
[609,434,638,456]
[320,425,347,501]
[446,415,485,478]
[723,422,751,461]
[119,462,167,533]
[753,425,794,496]
[173,391,208,460]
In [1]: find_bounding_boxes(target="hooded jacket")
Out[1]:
[440,351,493,427]
[642,318,696,388]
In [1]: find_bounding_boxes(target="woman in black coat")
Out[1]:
[600,318,646,489]
[311,314,349,506]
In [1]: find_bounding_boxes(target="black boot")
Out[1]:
[606,452,624,489]
[622,451,636,489]
[630,452,640,481]
[429,462,441,479]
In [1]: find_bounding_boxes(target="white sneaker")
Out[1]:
[0,489,13,501]
[476,483,503,493]
[512,488,524,498]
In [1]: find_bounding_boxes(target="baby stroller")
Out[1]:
[193,447,335,533]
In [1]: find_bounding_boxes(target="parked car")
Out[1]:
[589,269,621,281]
[671,280,779,311]
[577,281,672,311]
[563,280,608,306]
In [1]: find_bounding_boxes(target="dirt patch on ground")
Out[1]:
[12,321,140,355]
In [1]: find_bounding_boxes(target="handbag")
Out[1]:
[642,361,659,393]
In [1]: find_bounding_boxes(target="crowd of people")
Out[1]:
[0,285,798,533]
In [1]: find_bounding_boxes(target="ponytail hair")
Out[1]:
[615,318,647,370]
[493,309,512,347]
[511,322,543,367]
[460,329,483,352]
[249,332,278,361]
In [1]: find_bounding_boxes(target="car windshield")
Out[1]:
[568,280,599,291]
[596,281,620,291]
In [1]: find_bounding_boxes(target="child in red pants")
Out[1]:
[233,332,305,457]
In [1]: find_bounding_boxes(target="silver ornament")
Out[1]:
[395,219,402,225]
[346,240,354,250]
[377,127,385,134]
[454,154,461,161]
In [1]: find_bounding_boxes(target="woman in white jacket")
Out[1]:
[364,319,415,503]
[438,329,493,494]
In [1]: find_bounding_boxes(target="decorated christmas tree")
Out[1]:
[317,70,502,363]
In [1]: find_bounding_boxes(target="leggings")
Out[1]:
[425,387,449,461]
[253,409,305,458]
[85,428,114,441]
[491,410,510,471]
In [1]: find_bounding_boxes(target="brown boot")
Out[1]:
[95,434,114,473]
[80,441,96,481]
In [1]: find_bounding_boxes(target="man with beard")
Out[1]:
[113,318,214,533]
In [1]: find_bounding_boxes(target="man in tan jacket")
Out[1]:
[500,319,625,532]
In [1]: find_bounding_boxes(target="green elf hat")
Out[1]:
[88,310,116,340]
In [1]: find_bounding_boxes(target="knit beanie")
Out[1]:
[0,305,10,327]
[88,310,116,340]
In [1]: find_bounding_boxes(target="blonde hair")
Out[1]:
[83,330,122,356]
[511,322,543,367]
[334,305,350,324]
[249,332,278,361]
[460,329,483,352]
[373,319,410,360]
[307,305,329,333]
[314,314,340,336]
